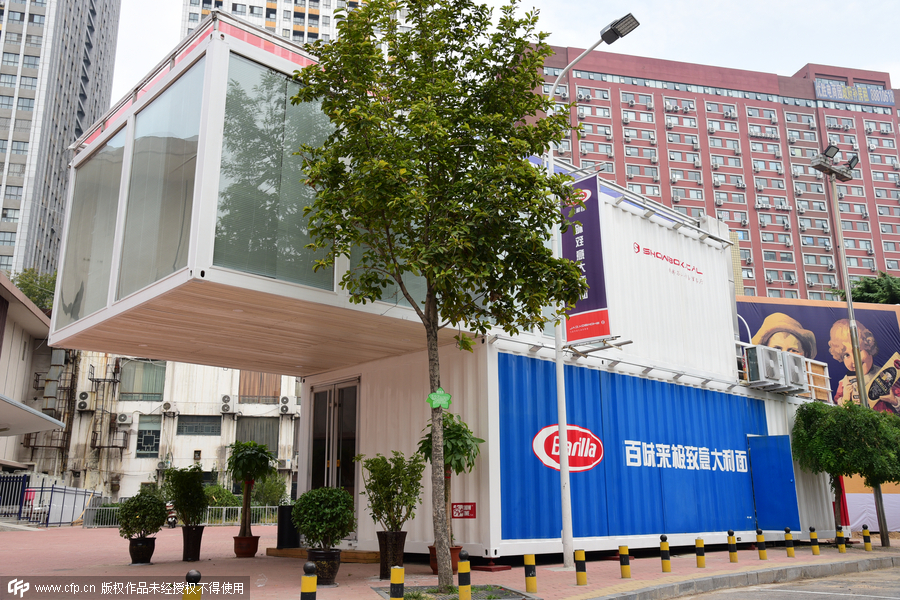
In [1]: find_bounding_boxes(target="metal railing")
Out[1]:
[83,505,281,529]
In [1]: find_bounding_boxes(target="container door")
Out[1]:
[309,380,358,499]
[748,435,801,531]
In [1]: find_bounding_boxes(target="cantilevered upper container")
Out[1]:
[50,12,455,375]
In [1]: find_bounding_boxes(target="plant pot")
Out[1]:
[128,537,156,565]
[428,545,462,575]
[233,535,260,558]
[376,531,407,580]
[182,525,204,562]
[307,548,342,586]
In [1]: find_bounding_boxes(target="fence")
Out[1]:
[83,505,280,529]
[0,474,29,519]
[0,477,98,527]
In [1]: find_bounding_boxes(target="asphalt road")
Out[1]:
[684,568,900,599]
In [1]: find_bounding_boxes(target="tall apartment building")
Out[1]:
[543,48,899,301]
[0,0,120,276]
[180,0,353,42]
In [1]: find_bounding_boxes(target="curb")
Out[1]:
[587,555,900,600]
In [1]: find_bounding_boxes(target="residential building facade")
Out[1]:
[0,0,120,276]
[543,48,899,300]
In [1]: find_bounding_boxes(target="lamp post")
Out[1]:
[546,13,639,569]
[810,144,890,547]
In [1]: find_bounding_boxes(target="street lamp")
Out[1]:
[810,145,890,547]
[546,13,639,569]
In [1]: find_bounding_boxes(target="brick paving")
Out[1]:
[0,526,898,599]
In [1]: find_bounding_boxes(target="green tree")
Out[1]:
[11,268,56,310]
[292,0,585,587]
[250,473,288,506]
[836,271,900,304]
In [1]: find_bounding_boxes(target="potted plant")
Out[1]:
[226,440,277,557]
[417,412,484,574]
[118,489,167,565]
[355,451,426,579]
[292,487,356,586]
[162,464,209,561]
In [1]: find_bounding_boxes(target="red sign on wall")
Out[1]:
[451,503,476,519]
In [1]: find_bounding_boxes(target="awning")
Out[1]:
[0,394,65,437]
[0,457,29,470]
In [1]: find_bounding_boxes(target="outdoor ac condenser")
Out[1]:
[745,345,786,391]
[780,351,809,395]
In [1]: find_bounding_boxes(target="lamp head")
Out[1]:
[823,144,840,159]
[600,13,640,45]
[847,154,859,169]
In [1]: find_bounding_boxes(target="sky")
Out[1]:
[111,0,900,104]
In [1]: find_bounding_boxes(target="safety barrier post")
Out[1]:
[784,528,795,558]
[660,535,671,573]
[389,566,404,600]
[619,545,631,579]
[727,530,738,563]
[695,538,705,568]
[183,570,201,599]
[300,563,316,600]
[458,550,471,600]
[575,549,587,586]
[862,525,872,552]
[524,554,537,593]
[809,527,820,556]
[836,529,846,553]
[756,529,768,560]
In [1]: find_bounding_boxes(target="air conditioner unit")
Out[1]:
[865,126,875,134]
[798,207,805,214]
[734,148,742,156]
[624,135,632,143]
[693,142,701,151]
[653,175,660,182]
[774,149,782,158]
[712,163,720,170]
[693,160,702,168]
[800,224,806,231]
[162,401,178,415]
[672,196,681,203]
[785,240,793,247]
[871,265,877,272]
[809,122,816,130]
[221,394,231,404]
[780,351,809,394]
[838,192,844,199]
[784,222,791,230]
[777,167,784,175]
[862,211,869,219]
[788,137,797,144]
[577,112,585,120]
[852,142,859,150]
[771,117,778,125]
[756,183,765,192]
[221,403,232,413]
[628,99,635,107]
[671,176,680,184]
[765,276,774,284]
[708,126,716,134]
[741,219,749,226]
[607,150,614,158]
[280,405,291,414]
[737,182,747,189]
[696,178,703,186]
[622,116,630,124]
[828,263,836,271]
[116,413,133,426]
[277,458,291,470]
[894,162,900,170]
[815,171,824,179]
[664,102,674,112]
[715,199,723,206]
[794,188,803,196]
[665,121,674,129]
[576,93,585,101]
[606,133,614,141]
[843,124,851,131]
[560,91,568,99]
[77,391,93,411]
[646,101,654,110]
[580,150,588,155]
[825,242,833,249]
[867,248,875,255]
[753,165,761,173]
[650,155,659,164]
[823,225,830,233]
[868,144,877,151]
[758,219,767,227]
[627,173,634,179]
[713,180,721,187]
[746,345,787,391]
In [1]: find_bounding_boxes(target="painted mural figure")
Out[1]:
[751,313,817,359]
[828,319,900,414]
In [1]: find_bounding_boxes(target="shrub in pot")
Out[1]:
[226,440,277,557]
[355,451,425,579]
[162,464,209,561]
[292,487,356,586]
[417,412,484,574]
[118,489,167,565]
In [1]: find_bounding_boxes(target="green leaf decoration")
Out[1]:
[427,387,452,409]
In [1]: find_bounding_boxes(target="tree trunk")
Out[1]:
[424,300,451,590]
[239,480,253,538]
[831,475,842,532]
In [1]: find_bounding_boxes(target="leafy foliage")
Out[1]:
[118,489,167,539]
[292,487,357,549]
[417,413,485,476]
[792,400,900,488]
[227,441,277,537]
[251,474,288,506]
[356,451,426,532]
[162,464,209,526]
[10,268,56,310]
[836,272,900,304]
[204,484,241,508]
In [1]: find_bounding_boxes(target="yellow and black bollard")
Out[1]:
[524,554,537,594]
[389,566,405,600]
[575,549,587,586]
[300,562,316,600]
[756,529,768,560]
[183,570,202,599]
[784,528,795,558]
[863,525,873,552]
[660,535,671,573]
[809,527,820,556]
[458,550,471,600]
[727,530,738,563]
[836,529,846,553]
[695,538,705,568]
[619,545,631,579]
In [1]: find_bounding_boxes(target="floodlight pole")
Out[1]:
[547,14,639,569]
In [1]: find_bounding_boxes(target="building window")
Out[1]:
[1,208,19,222]
[7,163,24,177]
[189,12,200,22]
[135,415,162,458]
[249,5,263,16]
[16,98,34,111]
[22,55,39,69]
[7,12,24,23]
[232,3,246,14]
[0,232,17,245]
[4,185,22,200]
[2,53,19,67]
[19,76,35,90]
[239,371,280,404]
[25,35,42,48]
[176,416,222,436]
[119,359,167,401]
[0,75,15,88]
[0,256,11,272]
[0,140,7,153]
[11,141,27,154]
[28,13,44,26]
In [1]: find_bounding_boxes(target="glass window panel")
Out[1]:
[119,359,167,401]
[118,58,205,300]
[56,129,127,328]
[213,53,333,289]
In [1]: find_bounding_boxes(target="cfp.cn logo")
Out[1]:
[7,579,29,598]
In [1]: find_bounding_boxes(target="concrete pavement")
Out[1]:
[0,525,898,599]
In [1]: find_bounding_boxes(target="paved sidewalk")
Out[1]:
[0,526,897,600]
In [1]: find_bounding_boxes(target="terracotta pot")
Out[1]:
[233,535,260,558]
[428,545,462,575]
[307,548,342,586]
[128,537,155,565]
[182,525,204,562]
[376,531,407,580]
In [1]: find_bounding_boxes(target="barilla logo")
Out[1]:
[532,425,604,472]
